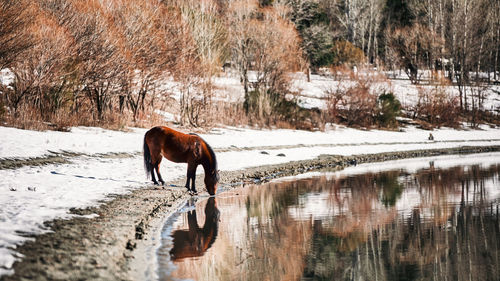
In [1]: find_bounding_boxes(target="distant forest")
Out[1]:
[1,0,499,130]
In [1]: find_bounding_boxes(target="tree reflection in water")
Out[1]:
[160,162,500,281]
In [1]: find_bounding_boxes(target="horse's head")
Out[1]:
[204,169,219,196]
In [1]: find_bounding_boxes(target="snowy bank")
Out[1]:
[1,124,500,276]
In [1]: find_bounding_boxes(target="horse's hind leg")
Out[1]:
[149,147,162,185]
[151,168,158,185]
[155,159,165,186]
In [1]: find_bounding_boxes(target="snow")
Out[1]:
[147,70,500,116]
[45,69,498,136]
[289,70,500,112]
[0,69,14,88]
[0,124,500,276]
[0,126,147,159]
[154,110,177,123]
[1,68,500,277]
[2,125,500,160]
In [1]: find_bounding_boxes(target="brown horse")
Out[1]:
[170,197,220,260]
[143,126,219,195]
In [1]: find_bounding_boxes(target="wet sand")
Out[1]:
[2,145,500,281]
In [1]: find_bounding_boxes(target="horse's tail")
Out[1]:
[143,135,153,179]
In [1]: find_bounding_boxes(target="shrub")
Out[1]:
[410,85,460,128]
[342,84,377,127]
[377,93,401,128]
[326,81,377,127]
[326,68,393,128]
[272,95,324,131]
[331,40,365,67]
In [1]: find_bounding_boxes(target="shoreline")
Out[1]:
[2,145,500,281]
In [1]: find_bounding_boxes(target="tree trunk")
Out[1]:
[495,23,499,81]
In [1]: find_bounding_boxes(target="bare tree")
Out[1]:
[175,0,229,126]
[447,0,492,110]
[228,1,303,121]
[250,9,303,119]
[58,0,127,122]
[0,0,32,70]
[365,0,385,65]
[180,0,229,74]
[318,0,384,65]
[493,0,500,80]
[3,3,77,121]
[228,0,259,105]
[111,1,178,121]
[387,24,442,84]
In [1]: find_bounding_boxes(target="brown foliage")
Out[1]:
[174,0,226,127]
[326,69,391,128]
[0,0,33,69]
[331,40,365,67]
[410,84,461,128]
[111,0,182,121]
[228,1,304,125]
[4,5,77,121]
[1,0,200,130]
[251,8,303,93]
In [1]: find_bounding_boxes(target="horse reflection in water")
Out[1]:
[170,197,220,260]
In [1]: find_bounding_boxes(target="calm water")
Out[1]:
[157,156,500,281]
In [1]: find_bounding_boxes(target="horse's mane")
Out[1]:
[190,133,219,182]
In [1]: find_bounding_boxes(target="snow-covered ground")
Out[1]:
[143,70,500,116]
[1,68,500,277]
[1,124,500,276]
[2,67,499,120]
[289,70,500,111]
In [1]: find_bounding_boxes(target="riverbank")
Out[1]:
[2,145,499,281]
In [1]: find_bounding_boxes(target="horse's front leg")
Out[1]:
[185,163,198,195]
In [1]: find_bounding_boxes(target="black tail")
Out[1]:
[143,136,153,179]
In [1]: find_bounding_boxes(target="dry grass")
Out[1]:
[205,101,249,128]
[1,96,170,132]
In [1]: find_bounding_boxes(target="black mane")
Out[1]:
[191,133,219,182]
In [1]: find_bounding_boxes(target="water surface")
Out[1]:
[158,155,500,281]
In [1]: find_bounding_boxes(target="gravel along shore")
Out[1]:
[2,145,499,281]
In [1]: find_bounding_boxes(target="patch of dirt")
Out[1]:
[0,156,69,170]
[4,138,499,170]
[212,138,500,153]
[2,145,500,281]
[0,152,138,170]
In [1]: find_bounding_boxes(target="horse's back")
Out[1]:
[145,126,181,139]
[145,126,199,163]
